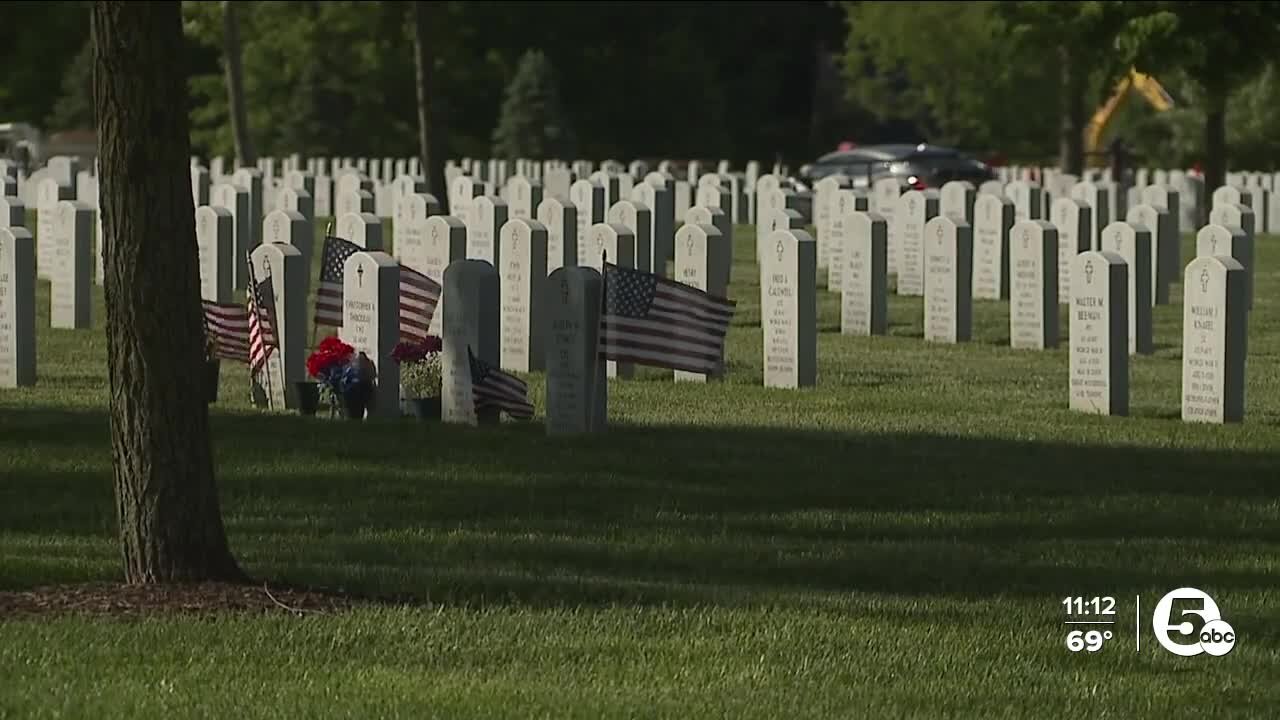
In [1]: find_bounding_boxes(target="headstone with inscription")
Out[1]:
[196,206,234,303]
[1181,255,1247,424]
[537,197,577,274]
[394,192,437,262]
[466,196,508,268]
[262,208,311,291]
[249,242,305,410]
[894,189,939,296]
[940,180,976,226]
[0,227,35,387]
[1209,203,1255,244]
[1126,203,1173,306]
[923,216,973,343]
[1100,221,1153,355]
[210,183,251,290]
[1196,223,1252,311]
[1070,181,1109,250]
[545,266,605,435]
[441,259,501,425]
[35,178,73,280]
[1050,197,1091,306]
[340,251,400,418]
[872,178,901,273]
[971,193,1013,300]
[1006,180,1042,222]
[336,212,384,251]
[1009,220,1059,350]
[505,176,542,220]
[586,222,636,379]
[761,229,817,389]
[673,222,730,383]
[49,201,92,329]
[570,180,606,267]
[1069,251,1128,416]
[498,218,548,373]
[841,211,888,336]
[607,200,653,274]
[826,190,867,292]
[1142,184,1181,291]
[631,182,673,275]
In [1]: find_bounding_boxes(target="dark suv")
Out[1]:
[798,143,996,191]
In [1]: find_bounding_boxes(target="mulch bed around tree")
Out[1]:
[0,581,381,620]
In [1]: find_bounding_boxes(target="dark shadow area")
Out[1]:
[3,405,1279,610]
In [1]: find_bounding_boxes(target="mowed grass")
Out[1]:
[1,212,1279,719]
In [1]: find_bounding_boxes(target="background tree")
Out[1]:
[45,37,97,131]
[412,0,448,200]
[0,1,89,128]
[93,0,243,583]
[221,0,255,166]
[491,49,575,161]
[1116,1,1280,205]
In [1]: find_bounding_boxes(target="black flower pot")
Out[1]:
[205,360,221,403]
[295,381,320,416]
[409,396,442,421]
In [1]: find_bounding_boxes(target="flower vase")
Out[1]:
[342,383,373,420]
[295,381,320,416]
[408,396,442,421]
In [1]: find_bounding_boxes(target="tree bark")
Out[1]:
[412,1,448,204]
[222,0,255,168]
[93,1,244,584]
[1057,44,1085,176]
[1204,89,1228,224]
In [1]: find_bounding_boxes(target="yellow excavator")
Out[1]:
[1084,69,1176,166]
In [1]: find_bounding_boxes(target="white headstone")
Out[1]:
[0,227,36,387]
[441,259,501,425]
[1070,181,1109,250]
[1181,255,1247,424]
[262,208,312,287]
[923,216,973,343]
[1050,198,1091,306]
[249,242,305,410]
[35,178,72,280]
[499,218,549,373]
[607,200,653,275]
[505,176,543,221]
[1196,224,1252,311]
[1009,220,1059,350]
[1069,251,1128,416]
[545,266,605,435]
[340,251,400,418]
[971,193,1014,300]
[841,211,888,337]
[465,196,508,268]
[1126,203,1172,306]
[586,222,636,379]
[210,183,251,290]
[1006,180,1042,222]
[336,212,384,251]
[49,201,92,329]
[673,222,731,383]
[570,180,606,267]
[940,180,976,226]
[894,189,940,297]
[761,229,817,389]
[1100,221,1154,355]
[537,197,577,274]
[631,182,673,275]
[872,178,901,273]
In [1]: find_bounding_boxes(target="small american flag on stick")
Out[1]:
[312,234,441,341]
[202,301,250,363]
[398,264,441,345]
[598,262,735,375]
[469,346,534,420]
[247,270,278,374]
[313,234,361,328]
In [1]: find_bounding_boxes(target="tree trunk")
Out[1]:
[412,1,448,204]
[92,1,244,584]
[1057,44,1085,176]
[1204,89,1228,224]
[222,0,255,168]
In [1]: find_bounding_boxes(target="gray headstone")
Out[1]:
[441,259,501,425]
[0,227,36,387]
[673,222,730,383]
[940,181,976,226]
[537,197,577,274]
[971,193,1013,300]
[49,201,93,329]
[607,201,653,274]
[465,196,508,268]
[210,182,251,290]
[570,180,606,267]
[499,218,548,373]
[631,182,673,275]
[340,251,400,419]
[337,212,384,251]
[1069,251,1128,416]
[196,206,234,303]
[871,178,901,272]
[587,222,636,379]
[1196,224,1252,311]
[1181,255,1248,424]
[1100,221,1154,355]
[924,216,974,343]
[1126,203,1173,306]
[762,229,817,389]
[895,189,940,297]
[1009,220,1059,350]
[250,242,305,410]
[841,211,888,337]
[545,266,605,435]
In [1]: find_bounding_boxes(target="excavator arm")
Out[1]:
[1084,70,1175,163]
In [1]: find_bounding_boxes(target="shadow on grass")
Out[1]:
[3,405,1279,609]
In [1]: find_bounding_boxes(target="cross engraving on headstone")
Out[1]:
[357,263,364,287]
[1084,260,1094,285]
[1200,268,1209,293]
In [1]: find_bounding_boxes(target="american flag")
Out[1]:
[598,262,736,375]
[202,301,250,363]
[398,264,441,345]
[247,271,278,374]
[312,234,442,340]
[469,345,534,420]
[313,234,361,328]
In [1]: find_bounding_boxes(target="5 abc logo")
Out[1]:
[1152,588,1237,657]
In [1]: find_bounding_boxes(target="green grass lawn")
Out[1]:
[1,215,1278,718]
